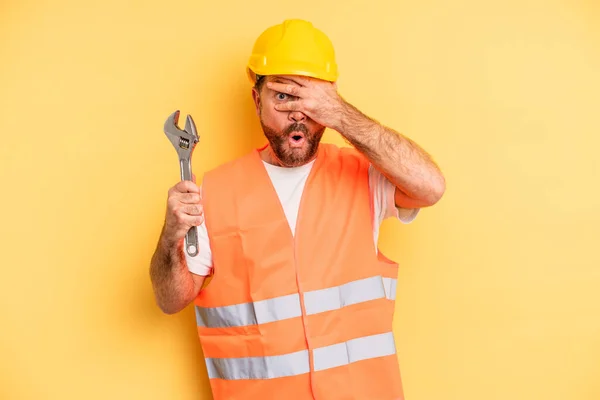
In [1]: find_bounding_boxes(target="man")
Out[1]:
[150,19,445,400]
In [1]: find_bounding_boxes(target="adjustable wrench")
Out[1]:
[163,110,200,257]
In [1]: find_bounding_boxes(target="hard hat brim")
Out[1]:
[247,66,338,85]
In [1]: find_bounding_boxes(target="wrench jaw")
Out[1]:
[163,110,181,133]
[163,110,200,167]
[185,115,198,140]
[164,110,182,148]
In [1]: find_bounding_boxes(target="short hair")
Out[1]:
[254,74,267,92]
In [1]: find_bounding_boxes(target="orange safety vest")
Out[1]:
[194,142,404,400]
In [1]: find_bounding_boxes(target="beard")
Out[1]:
[260,119,325,167]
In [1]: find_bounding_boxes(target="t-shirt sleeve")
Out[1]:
[369,165,420,225]
[184,185,213,276]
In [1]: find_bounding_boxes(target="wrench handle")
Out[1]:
[180,158,193,182]
[185,226,199,257]
[180,157,199,257]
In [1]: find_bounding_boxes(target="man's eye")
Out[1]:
[276,93,287,100]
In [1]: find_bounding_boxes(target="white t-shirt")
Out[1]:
[186,161,419,276]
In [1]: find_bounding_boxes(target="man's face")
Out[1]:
[252,75,325,167]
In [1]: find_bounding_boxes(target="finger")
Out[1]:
[266,82,305,97]
[294,76,314,87]
[274,101,303,112]
[174,180,200,194]
[174,212,204,228]
[181,204,203,216]
[178,192,201,204]
[279,75,315,87]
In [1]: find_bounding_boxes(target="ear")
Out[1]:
[251,87,261,116]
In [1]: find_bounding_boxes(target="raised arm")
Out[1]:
[266,76,446,209]
[334,102,445,209]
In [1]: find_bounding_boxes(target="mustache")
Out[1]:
[284,123,309,135]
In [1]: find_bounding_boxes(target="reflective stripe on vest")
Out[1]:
[195,276,397,328]
[382,277,397,301]
[205,332,396,380]
[206,349,310,380]
[195,293,302,328]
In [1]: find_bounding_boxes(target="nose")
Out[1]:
[289,110,306,122]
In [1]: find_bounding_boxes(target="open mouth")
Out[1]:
[288,132,306,147]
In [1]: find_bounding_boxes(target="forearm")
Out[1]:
[149,229,198,314]
[337,102,445,206]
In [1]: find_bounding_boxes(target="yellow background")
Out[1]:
[1,0,599,399]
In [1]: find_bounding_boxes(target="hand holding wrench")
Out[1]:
[163,110,200,257]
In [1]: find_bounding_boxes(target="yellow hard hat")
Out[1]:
[247,19,338,84]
